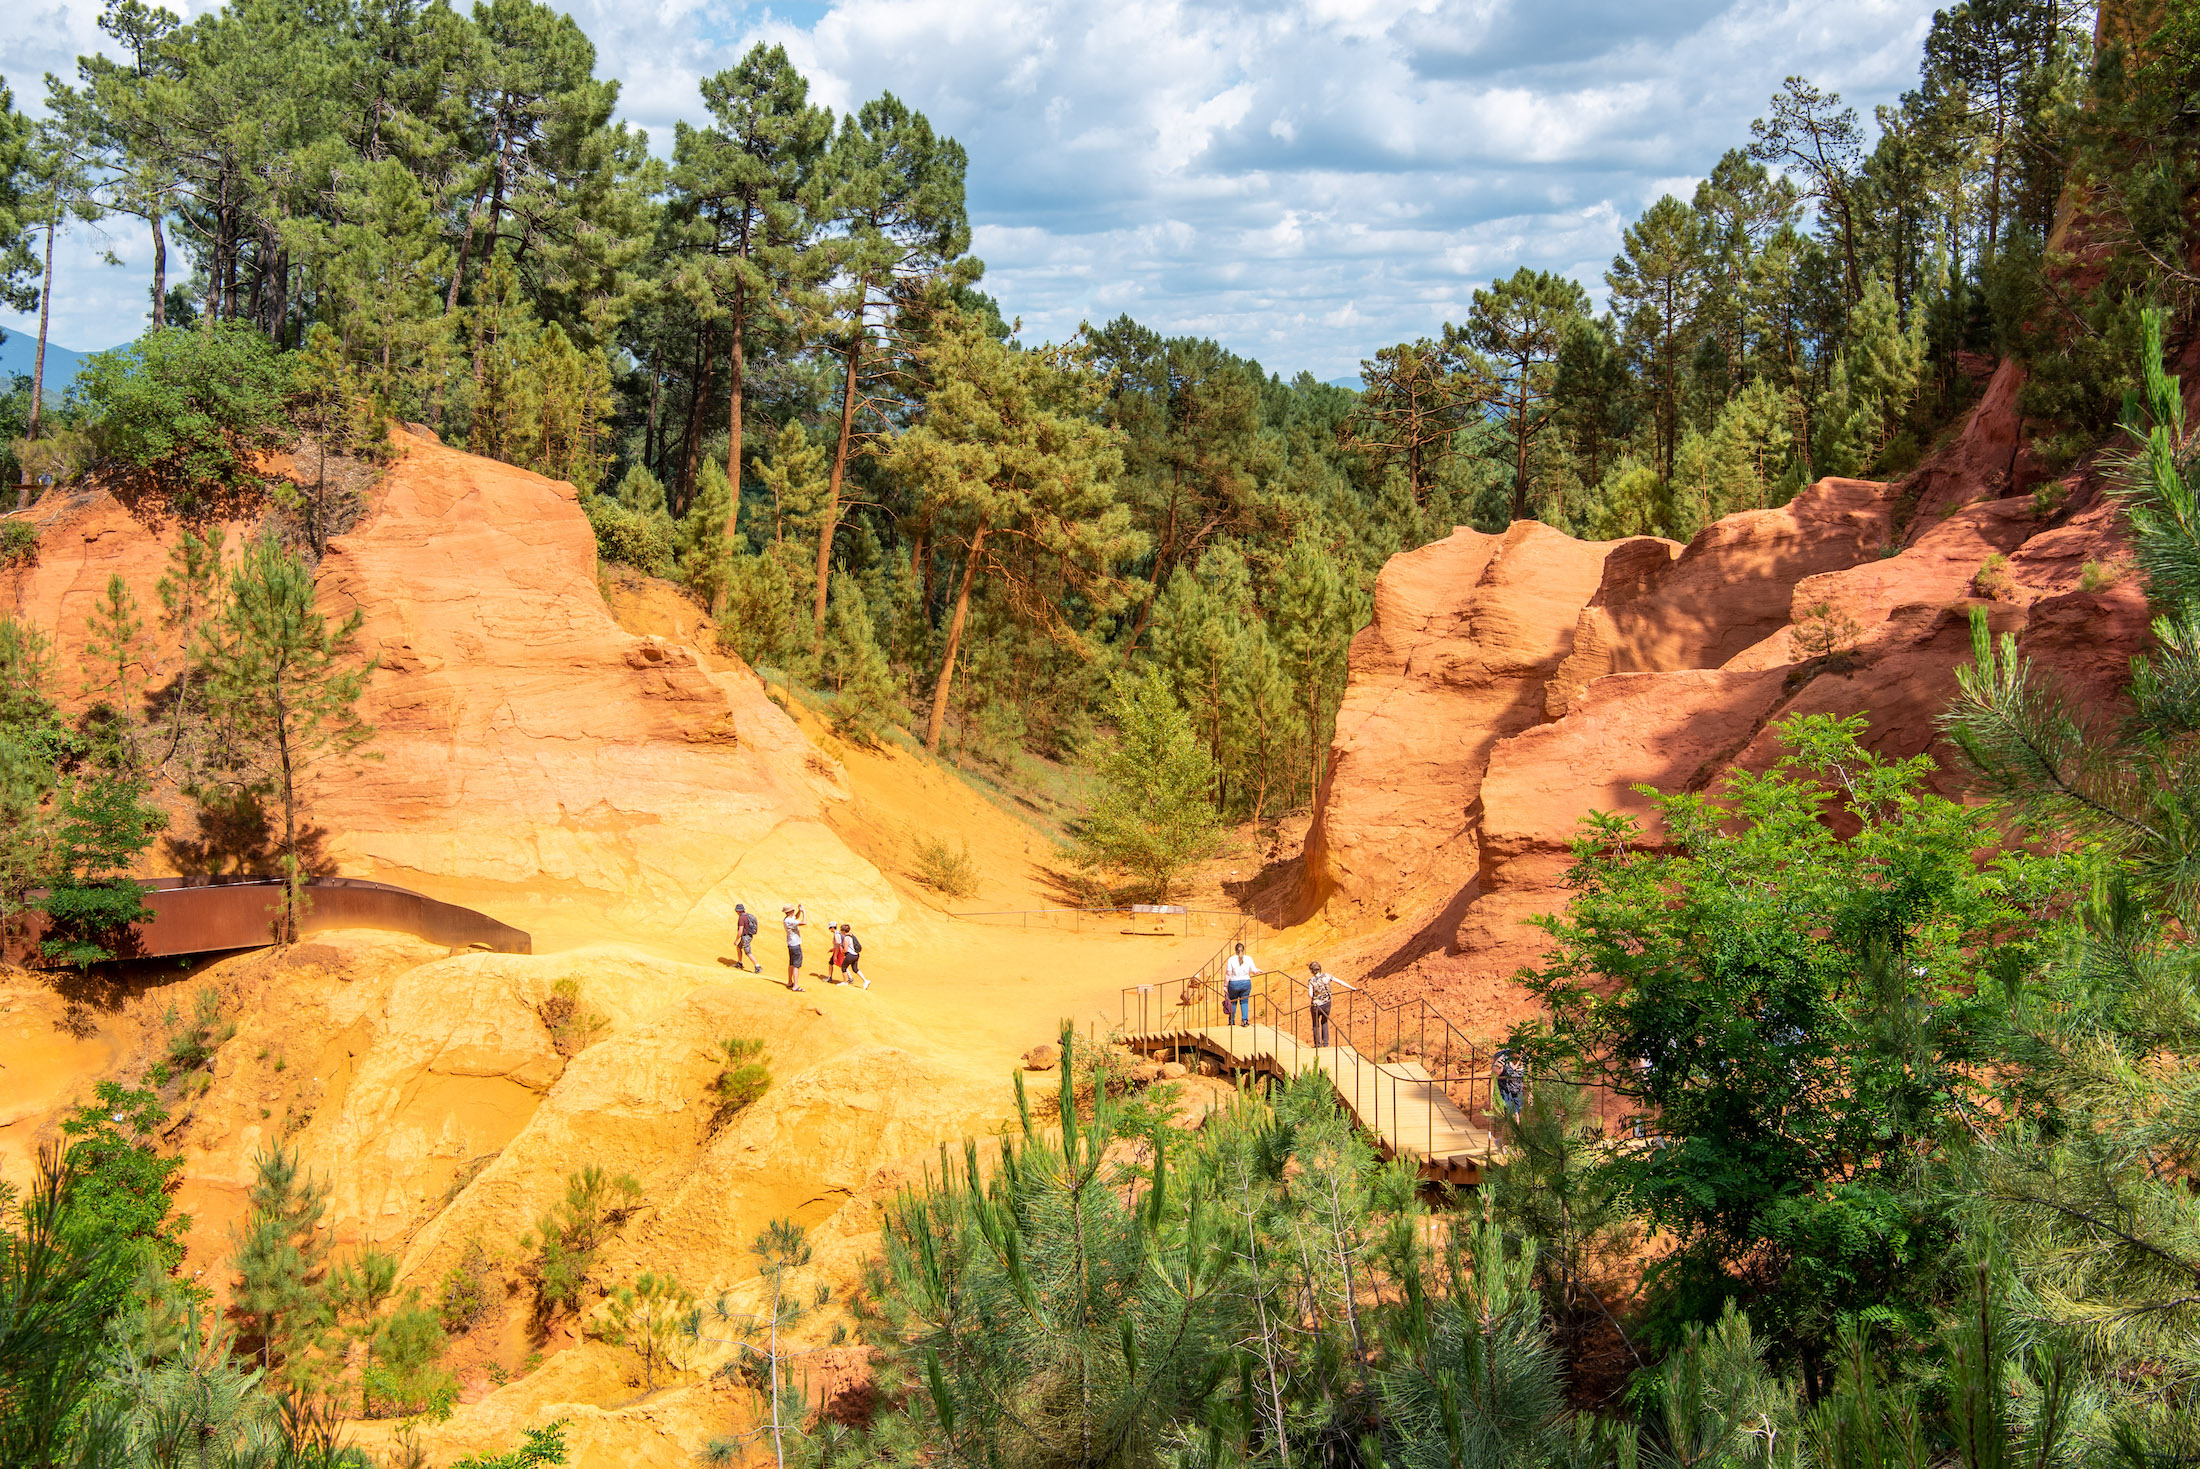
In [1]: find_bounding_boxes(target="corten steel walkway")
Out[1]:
[1120,924,1632,1186]
[1123,972,1499,1184]
[12,875,531,964]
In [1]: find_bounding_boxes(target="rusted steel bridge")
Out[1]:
[11,875,530,964]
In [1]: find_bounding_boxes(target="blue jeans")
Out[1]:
[1226,985,1250,1024]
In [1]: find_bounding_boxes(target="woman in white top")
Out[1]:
[1222,943,1258,1025]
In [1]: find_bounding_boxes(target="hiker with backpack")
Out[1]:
[733,904,761,973]
[838,925,869,989]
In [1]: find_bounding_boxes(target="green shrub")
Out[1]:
[439,1238,498,1334]
[1973,552,2016,601]
[2080,558,2125,592]
[364,1301,456,1419]
[911,834,979,900]
[71,323,293,503]
[537,978,606,1057]
[709,1037,770,1130]
[1,518,37,566]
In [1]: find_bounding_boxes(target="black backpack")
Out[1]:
[739,911,758,939]
[842,933,861,960]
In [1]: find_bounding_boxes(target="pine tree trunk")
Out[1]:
[924,526,985,752]
[681,326,715,515]
[815,329,863,657]
[726,292,745,543]
[28,206,57,443]
[149,213,167,328]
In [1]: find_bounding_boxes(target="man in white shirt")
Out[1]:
[782,904,806,992]
[1222,942,1258,1025]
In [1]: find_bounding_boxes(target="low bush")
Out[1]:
[537,978,607,1057]
[709,1037,770,1131]
[439,1238,498,1334]
[910,834,979,900]
[1972,552,2016,600]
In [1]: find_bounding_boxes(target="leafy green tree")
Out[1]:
[1467,268,1589,521]
[1516,714,2031,1362]
[1066,667,1223,903]
[199,534,377,940]
[71,325,294,503]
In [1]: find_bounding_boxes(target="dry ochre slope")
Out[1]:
[1,426,1235,1465]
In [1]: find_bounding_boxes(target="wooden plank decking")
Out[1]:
[1127,1021,1495,1182]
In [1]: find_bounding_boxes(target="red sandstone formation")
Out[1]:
[3,430,897,942]
[1302,385,2172,1035]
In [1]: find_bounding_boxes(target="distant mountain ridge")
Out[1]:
[0,333,101,397]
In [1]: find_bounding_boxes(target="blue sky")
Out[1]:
[2,0,1942,381]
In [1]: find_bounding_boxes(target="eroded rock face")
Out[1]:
[1301,521,1614,920]
[2,433,896,937]
[1307,432,2156,1034]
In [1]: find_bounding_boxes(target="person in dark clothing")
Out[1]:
[734,904,760,973]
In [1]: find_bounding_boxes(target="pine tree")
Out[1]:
[80,573,149,709]
[669,42,832,532]
[881,307,1139,752]
[155,526,223,766]
[677,458,738,610]
[1467,268,1590,521]
[199,535,377,941]
[227,1147,333,1389]
[1270,534,1360,801]
[1606,195,1712,482]
[1066,667,1223,903]
[872,1028,1233,1467]
[1814,274,1925,477]
[818,573,904,745]
[755,420,826,548]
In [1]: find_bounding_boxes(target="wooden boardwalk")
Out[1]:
[1126,1021,1495,1183]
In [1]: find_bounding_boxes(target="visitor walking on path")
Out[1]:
[1223,942,1259,1026]
[1306,960,1356,1047]
[826,923,846,982]
[1494,1048,1526,1117]
[782,904,806,992]
[734,904,760,973]
[840,925,869,989]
